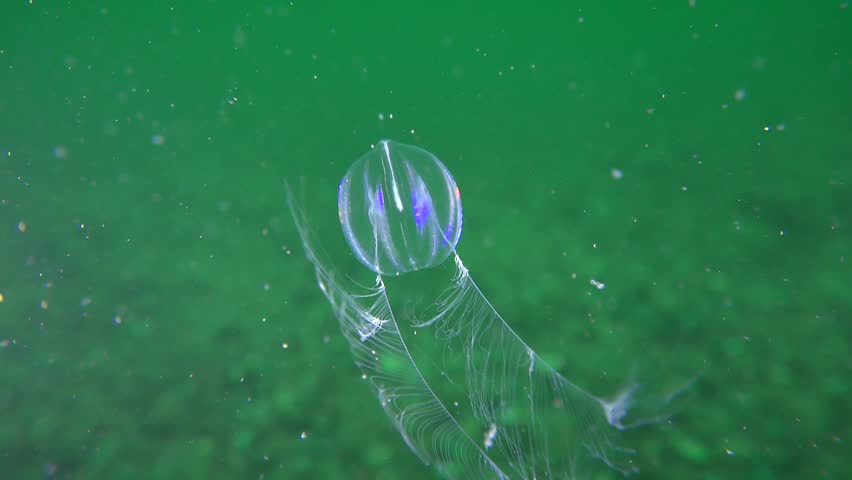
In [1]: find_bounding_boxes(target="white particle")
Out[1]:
[151,134,165,145]
[53,145,68,159]
[300,431,308,440]
[734,89,746,101]
[590,279,606,290]
[610,168,623,180]
[483,424,498,449]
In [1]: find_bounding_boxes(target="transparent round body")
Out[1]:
[337,139,463,276]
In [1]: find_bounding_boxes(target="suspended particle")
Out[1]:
[483,424,498,449]
[53,145,68,159]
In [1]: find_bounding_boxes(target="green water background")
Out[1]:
[1,1,849,479]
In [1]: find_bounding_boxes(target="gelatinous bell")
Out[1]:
[338,140,463,276]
